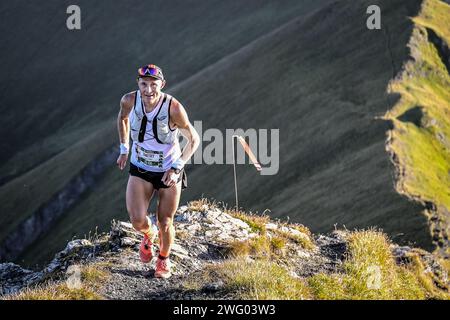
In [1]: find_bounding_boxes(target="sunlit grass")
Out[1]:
[2,263,110,300]
[384,0,450,257]
[184,229,449,300]
[193,258,312,300]
[307,230,443,300]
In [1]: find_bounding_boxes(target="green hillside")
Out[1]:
[384,0,450,257]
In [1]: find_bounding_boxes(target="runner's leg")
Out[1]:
[126,175,155,234]
[156,181,182,257]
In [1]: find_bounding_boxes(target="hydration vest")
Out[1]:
[129,90,179,145]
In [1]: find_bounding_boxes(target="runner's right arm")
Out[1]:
[117,93,134,170]
[118,93,133,145]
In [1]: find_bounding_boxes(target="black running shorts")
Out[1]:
[129,163,187,190]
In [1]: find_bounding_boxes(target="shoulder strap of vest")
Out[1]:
[167,97,176,131]
[153,93,167,118]
[139,91,146,115]
[152,94,167,144]
[132,90,139,116]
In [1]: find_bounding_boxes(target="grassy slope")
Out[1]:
[383,0,450,256]
[18,0,435,268]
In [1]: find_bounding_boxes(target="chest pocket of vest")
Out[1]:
[155,120,176,144]
[153,97,178,145]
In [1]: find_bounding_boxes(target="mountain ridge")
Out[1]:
[1,200,448,300]
[383,0,450,258]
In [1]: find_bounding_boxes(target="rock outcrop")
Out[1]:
[0,203,448,299]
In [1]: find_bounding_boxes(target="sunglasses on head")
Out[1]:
[138,65,162,78]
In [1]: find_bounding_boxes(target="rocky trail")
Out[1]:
[1,202,448,299]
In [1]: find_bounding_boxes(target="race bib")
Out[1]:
[135,145,164,168]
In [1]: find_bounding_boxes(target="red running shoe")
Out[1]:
[139,233,155,263]
[155,257,172,278]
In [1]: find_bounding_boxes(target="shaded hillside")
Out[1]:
[12,0,436,268]
[178,0,431,245]
[0,0,326,183]
[0,0,330,266]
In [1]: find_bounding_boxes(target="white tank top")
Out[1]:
[130,90,181,172]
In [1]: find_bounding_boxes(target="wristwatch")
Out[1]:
[171,167,181,174]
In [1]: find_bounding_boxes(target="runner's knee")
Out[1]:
[158,217,173,233]
[131,216,149,231]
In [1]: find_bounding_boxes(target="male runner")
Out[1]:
[116,64,200,278]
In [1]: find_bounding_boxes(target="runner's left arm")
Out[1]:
[170,99,200,166]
